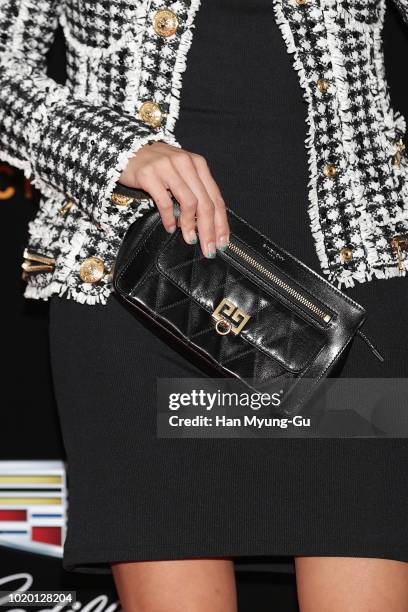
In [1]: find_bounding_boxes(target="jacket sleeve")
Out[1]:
[0,0,166,227]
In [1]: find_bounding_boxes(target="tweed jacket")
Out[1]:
[1,0,408,305]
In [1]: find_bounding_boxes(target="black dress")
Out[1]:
[49,0,408,573]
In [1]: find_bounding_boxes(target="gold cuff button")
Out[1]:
[139,100,163,128]
[295,0,309,5]
[340,247,353,263]
[324,163,337,178]
[153,9,178,37]
[111,193,135,207]
[317,78,329,93]
[79,257,105,283]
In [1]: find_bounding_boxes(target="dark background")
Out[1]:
[1,4,408,609]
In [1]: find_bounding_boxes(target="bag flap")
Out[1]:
[156,232,327,373]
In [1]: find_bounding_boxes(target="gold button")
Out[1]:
[139,100,163,128]
[152,9,178,37]
[317,78,329,93]
[111,193,135,207]
[79,257,105,283]
[295,0,309,5]
[340,247,353,263]
[324,163,337,178]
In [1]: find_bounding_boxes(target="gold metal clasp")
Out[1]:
[391,235,407,273]
[212,298,251,336]
[21,248,55,279]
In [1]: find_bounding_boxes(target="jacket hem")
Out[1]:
[333,261,407,289]
[24,278,113,306]
[22,259,407,306]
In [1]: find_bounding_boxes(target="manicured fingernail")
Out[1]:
[206,242,216,258]
[217,236,228,252]
[187,230,198,245]
[168,224,177,233]
[173,202,181,218]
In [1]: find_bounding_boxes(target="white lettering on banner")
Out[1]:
[0,574,121,612]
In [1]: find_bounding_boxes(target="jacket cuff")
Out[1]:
[30,97,175,228]
[95,130,173,233]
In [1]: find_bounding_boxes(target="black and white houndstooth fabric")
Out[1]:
[0,0,408,304]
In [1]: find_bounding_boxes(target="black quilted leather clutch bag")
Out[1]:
[112,185,371,416]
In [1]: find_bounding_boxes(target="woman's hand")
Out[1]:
[119,141,230,258]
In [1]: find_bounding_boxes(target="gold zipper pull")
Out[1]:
[391,235,407,273]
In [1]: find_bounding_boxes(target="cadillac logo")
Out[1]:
[0,461,67,558]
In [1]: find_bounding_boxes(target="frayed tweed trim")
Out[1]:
[0,148,65,204]
[29,174,66,203]
[272,0,330,277]
[0,150,32,179]
[394,110,407,136]
[372,26,399,152]
[165,0,202,136]
[399,157,408,203]
[54,225,87,283]
[24,279,112,306]
[369,22,408,243]
[371,10,408,229]
[122,2,151,114]
[323,6,372,281]
[334,262,407,290]
[160,132,182,149]
[373,52,408,239]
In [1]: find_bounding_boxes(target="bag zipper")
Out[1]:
[226,241,333,324]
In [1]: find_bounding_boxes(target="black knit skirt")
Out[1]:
[48,0,408,573]
[49,273,408,574]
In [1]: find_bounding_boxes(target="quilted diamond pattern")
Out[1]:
[114,207,366,415]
